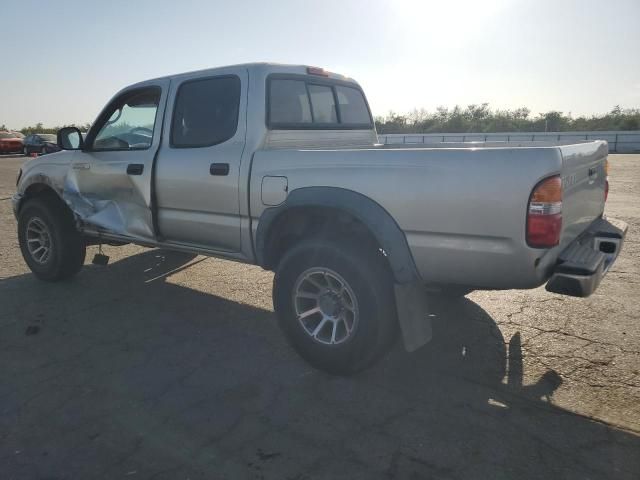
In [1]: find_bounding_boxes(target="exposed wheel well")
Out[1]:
[20,184,69,215]
[262,206,391,275]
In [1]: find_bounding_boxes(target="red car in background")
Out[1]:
[0,131,24,154]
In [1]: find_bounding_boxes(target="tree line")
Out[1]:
[375,105,640,134]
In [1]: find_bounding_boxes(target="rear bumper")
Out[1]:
[546,217,628,297]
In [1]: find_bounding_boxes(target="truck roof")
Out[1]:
[129,63,360,89]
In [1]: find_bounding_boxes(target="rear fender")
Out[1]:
[255,186,419,284]
[256,186,432,352]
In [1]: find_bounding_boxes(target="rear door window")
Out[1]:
[171,75,241,148]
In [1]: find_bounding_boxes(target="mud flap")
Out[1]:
[394,282,432,352]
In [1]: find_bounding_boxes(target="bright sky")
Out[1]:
[1,0,639,128]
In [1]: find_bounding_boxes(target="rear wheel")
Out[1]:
[23,146,28,156]
[273,238,397,375]
[18,197,86,281]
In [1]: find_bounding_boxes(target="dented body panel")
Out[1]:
[63,78,170,241]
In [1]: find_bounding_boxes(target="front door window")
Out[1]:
[91,88,160,151]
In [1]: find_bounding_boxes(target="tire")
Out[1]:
[18,197,86,281]
[273,238,397,375]
[23,146,29,156]
[40,146,46,155]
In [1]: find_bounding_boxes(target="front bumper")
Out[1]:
[546,217,628,297]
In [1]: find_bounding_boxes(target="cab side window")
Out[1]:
[91,88,161,151]
[171,76,241,148]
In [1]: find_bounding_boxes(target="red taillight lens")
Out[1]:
[527,175,562,248]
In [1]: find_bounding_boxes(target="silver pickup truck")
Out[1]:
[13,63,627,374]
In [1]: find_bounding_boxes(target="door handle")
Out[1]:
[210,163,229,176]
[127,164,144,175]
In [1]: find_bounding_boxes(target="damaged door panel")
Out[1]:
[63,80,170,241]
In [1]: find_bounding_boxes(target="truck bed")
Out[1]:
[251,139,608,289]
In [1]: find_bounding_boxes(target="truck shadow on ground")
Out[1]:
[1,249,638,479]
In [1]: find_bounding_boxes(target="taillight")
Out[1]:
[527,175,562,248]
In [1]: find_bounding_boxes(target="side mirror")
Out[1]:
[57,127,84,150]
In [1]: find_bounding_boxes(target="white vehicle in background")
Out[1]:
[13,63,627,374]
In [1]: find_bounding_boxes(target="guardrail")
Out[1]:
[378,131,640,153]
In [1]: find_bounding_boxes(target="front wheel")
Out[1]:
[18,197,86,281]
[273,238,397,375]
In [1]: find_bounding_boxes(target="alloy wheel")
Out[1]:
[26,217,53,264]
[292,267,359,345]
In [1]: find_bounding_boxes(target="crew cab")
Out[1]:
[13,63,627,374]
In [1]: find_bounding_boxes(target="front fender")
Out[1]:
[14,169,68,217]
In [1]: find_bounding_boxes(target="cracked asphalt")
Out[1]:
[1,153,639,479]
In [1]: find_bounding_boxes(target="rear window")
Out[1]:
[335,86,371,124]
[308,84,337,123]
[171,76,241,148]
[268,77,372,129]
[269,80,311,124]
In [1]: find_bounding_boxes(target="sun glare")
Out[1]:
[392,0,509,46]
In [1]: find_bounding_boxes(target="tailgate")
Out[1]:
[558,141,608,246]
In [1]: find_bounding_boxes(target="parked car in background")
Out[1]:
[23,133,60,156]
[0,131,24,154]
